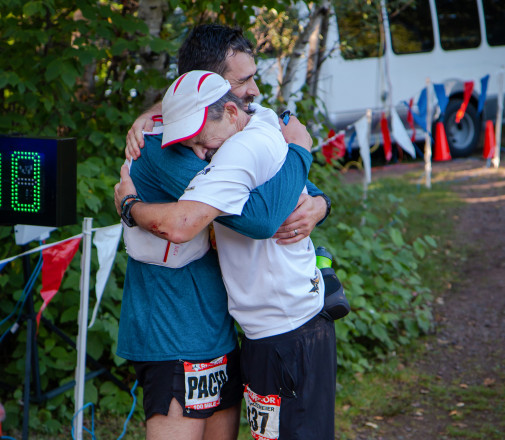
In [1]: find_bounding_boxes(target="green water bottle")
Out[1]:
[316,246,333,270]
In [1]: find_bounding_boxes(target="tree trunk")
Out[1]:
[307,2,330,98]
[278,4,324,105]
[138,0,169,108]
[306,15,321,97]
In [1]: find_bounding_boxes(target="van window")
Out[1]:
[335,1,384,60]
[482,0,505,46]
[435,0,481,50]
[388,0,434,54]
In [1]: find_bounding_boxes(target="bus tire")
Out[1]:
[443,99,481,158]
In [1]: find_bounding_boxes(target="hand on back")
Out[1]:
[125,104,161,160]
[279,115,313,151]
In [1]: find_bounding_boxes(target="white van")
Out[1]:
[263,0,505,157]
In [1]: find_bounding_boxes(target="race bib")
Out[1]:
[244,385,281,440]
[184,356,228,410]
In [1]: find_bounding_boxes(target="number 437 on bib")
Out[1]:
[244,385,281,440]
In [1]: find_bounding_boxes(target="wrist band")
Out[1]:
[316,193,332,226]
[280,110,291,125]
[121,194,139,211]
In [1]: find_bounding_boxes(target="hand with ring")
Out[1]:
[273,193,324,245]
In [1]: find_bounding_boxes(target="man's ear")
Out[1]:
[223,101,239,123]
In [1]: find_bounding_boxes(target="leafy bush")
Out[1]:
[0,0,170,434]
[309,158,436,372]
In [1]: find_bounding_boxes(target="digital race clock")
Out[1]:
[0,136,77,227]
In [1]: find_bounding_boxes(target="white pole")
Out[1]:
[74,217,93,440]
[492,67,504,169]
[364,108,372,197]
[360,109,372,227]
[424,78,432,189]
[380,0,393,116]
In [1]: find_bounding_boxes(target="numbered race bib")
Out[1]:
[184,355,228,410]
[244,385,281,440]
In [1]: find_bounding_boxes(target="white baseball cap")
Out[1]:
[161,70,231,148]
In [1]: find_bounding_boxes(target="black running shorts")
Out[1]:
[241,315,337,440]
[133,346,243,420]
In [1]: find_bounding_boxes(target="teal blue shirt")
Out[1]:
[117,135,316,361]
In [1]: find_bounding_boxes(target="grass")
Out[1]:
[5,416,146,440]
[333,356,505,439]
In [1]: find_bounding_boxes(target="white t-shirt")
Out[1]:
[180,104,324,339]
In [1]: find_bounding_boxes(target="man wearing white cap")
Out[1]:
[116,70,337,440]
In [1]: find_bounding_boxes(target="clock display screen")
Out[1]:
[0,136,76,227]
[4,150,43,214]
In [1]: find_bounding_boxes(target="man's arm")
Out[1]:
[117,146,312,243]
[306,181,331,226]
[118,114,325,243]
[215,143,312,238]
[264,118,329,244]
[126,108,328,242]
[115,164,221,243]
[272,182,330,244]
[119,130,312,245]
[216,116,327,243]
[126,101,162,160]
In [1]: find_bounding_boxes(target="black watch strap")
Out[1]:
[121,197,141,227]
[316,193,331,226]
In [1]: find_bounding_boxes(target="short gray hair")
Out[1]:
[208,91,255,121]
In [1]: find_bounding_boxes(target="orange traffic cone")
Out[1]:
[483,120,496,159]
[433,121,452,161]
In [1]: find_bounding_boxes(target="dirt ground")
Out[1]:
[343,157,505,439]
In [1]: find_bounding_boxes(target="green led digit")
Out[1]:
[11,151,42,213]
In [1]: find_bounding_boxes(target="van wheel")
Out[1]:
[443,99,480,158]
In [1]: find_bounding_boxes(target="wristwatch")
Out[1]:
[316,193,332,226]
[121,195,141,227]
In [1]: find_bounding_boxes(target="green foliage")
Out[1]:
[0,0,169,434]
[334,0,384,60]
[0,0,438,436]
[309,159,436,372]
